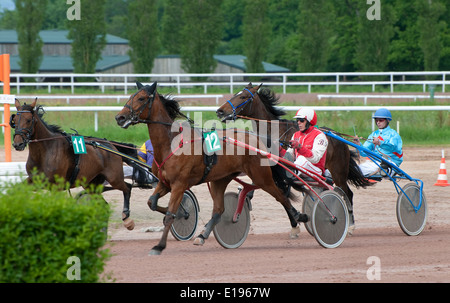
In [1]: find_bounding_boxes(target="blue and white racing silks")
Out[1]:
[360,126,403,166]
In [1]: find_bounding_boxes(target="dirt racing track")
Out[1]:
[5,147,450,283]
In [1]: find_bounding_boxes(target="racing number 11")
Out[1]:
[72,136,87,154]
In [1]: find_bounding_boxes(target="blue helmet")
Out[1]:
[373,108,392,121]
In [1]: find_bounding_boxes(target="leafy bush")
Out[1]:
[0,175,111,283]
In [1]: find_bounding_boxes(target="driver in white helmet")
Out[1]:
[354,108,403,176]
[286,108,328,177]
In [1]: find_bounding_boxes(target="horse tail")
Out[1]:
[347,150,374,188]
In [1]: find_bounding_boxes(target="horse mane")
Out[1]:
[158,93,192,122]
[257,88,287,119]
[23,103,65,134]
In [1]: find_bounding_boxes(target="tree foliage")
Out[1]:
[67,0,106,73]
[296,0,334,72]
[127,0,160,74]
[2,0,449,73]
[15,0,47,73]
[179,0,223,73]
[242,0,270,72]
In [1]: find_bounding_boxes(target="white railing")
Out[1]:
[2,105,449,132]
[318,94,450,105]
[14,94,224,105]
[2,71,449,94]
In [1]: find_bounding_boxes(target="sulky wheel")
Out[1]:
[396,183,427,236]
[213,192,250,249]
[170,190,200,241]
[301,187,325,236]
[311,190,349,248]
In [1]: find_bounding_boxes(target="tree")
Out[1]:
[242,0,270,73]
[42,0,68,30]
[354,1,396,72]
[297,0,334,72]
[218,0,244,54]
[416,0,446,71]
[127,0,160,74]
[387,0,422,71]
[160,0,183,54]
[265,0,301,71]
[327,0,359,72]
[180,0,223,73]
[15,0,47,73]
[67,0,106,73]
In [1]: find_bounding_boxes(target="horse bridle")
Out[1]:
[225,88,254,121]
[124,89,173,126]
[10,109,36,146]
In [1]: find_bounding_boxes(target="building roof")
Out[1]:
[214,55,290,73]
[1,30,289,73]
[0,29,128,44]
[10,55,130,72]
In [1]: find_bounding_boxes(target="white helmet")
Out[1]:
[294,108,317,126]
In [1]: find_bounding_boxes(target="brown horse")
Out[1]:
[115,81,308,255]
[216,83,374,225]
[11,98,137,230]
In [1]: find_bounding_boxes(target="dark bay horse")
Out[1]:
[11,98,137,230]
[115,81,308,255]
[216,83,374,224]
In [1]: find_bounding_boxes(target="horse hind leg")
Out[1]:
[121,183,135,230]
[193,213,221,246]
[98,174,136,231]
[193,178,230,246]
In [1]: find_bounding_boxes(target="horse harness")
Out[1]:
[126,88,219,188]
[226,88,254,120]
[11,109,82,186]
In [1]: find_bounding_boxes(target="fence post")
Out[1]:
[0,54,12,162]
[336,74,339,93]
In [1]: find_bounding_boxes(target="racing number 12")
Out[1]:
[204,130,221,153]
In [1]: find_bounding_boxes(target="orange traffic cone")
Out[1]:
[434,150,450,187]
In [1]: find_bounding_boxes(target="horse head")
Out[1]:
[115,81,157,128]
[11,98,38,151]
[216,82,262,122]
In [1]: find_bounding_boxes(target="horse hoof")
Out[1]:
[296,213,309,223]
[193,236,205,246]
[289,226,300,239]
[149,249,161,256]
[347,223,356,236]
[123,217,135,230]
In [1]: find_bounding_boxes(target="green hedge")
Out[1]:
[0,175,111,283]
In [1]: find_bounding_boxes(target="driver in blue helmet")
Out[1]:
[354,108,403,176]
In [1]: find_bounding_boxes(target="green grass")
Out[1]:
[2,103,449,147]
[9,83,441,95]
[2,87,449,148]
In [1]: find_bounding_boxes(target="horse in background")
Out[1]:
[11,98,138,230]
[216,83,374,224]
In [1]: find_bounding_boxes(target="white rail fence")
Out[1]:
[2,71,449,94]
[2,105,449,132]
[318,94,450,105]
[14,94,224,105]
[0,162,26,186]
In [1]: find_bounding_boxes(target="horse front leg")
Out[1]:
[147,182,170,214]
[149,186,185,255]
